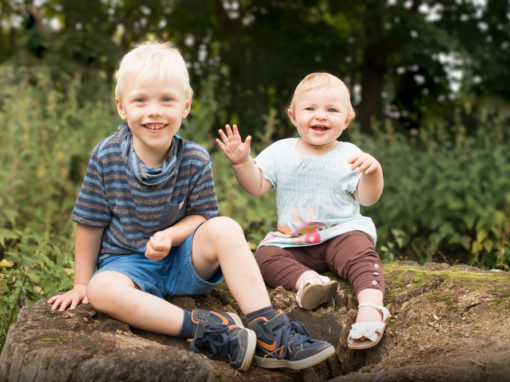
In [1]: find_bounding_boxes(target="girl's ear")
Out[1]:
[345,115,353,128]
[115,97,127,120]
[287,108,296,126]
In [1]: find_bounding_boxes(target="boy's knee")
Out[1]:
[86,271,119,309]
[202,216,244,238]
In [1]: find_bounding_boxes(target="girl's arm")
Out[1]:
[348,152,384,206]
[217,124,273,196]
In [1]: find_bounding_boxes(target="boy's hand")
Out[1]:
[145,231,172,261]
[347,152,382,175]
[216,124,252,165]
[47,284,88,311]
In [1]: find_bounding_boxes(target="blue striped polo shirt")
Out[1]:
[71,124,218,256]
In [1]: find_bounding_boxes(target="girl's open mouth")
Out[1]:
[311,125,329,132]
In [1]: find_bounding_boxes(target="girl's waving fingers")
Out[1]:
[216,124,252,165]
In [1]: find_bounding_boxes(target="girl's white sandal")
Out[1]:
[296,275,338,310]
[348,302,391,350]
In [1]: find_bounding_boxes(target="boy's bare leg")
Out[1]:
[192,216,336,369]
[87,271,184,335]
[191,216,271,314]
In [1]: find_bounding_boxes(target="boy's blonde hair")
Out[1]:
[288,72,355,122]
[115,41,193,101]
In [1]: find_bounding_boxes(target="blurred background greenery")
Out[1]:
[1,0,509,349]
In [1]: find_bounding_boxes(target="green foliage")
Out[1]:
[349,106,510,268]
[0,64,118,350]
[5,1,510,137]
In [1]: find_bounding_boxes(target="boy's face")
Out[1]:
[288,85,352,154]
[115,73,191,167]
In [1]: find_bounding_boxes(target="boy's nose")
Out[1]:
[148,103,163,116]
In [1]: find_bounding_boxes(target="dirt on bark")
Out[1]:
[1,261,510,382]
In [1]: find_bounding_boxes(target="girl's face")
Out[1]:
[115,73,191,167]
[288,86,352,156]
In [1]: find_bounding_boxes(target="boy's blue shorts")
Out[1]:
[94,223,223,299]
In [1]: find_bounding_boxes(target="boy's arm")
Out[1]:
[48,224,103,311]
[216,124,272,196]
[145,214,206,261]
[348,152,384,206]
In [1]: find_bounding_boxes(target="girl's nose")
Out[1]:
[314,111,327,120]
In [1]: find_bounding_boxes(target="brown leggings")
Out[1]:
[254,230,384,297]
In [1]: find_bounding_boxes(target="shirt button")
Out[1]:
[372,280,378,286]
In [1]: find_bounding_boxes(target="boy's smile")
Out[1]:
[144,123,167,131]
[115,74,191,168]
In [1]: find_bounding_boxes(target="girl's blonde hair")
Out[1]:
[115,41,193,100]
[288,72,355,121]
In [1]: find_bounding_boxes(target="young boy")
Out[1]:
[217,72,391,350]
[48,43,335,370]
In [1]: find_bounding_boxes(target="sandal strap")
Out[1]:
[358,302,391,322]
[296,275,331,306]
[348,321,385,343]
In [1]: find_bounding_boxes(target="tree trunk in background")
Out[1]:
[357,39,389,129]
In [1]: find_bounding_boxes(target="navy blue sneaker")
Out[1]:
[248,312,335,370]
[189,309,256,371]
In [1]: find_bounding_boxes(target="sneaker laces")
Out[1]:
[274,320,312,359]
[190,323,232,360]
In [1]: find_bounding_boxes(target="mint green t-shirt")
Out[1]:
[254,138,377,248]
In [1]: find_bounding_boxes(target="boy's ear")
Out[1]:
[182,96,192,118]
[115,97,127,120]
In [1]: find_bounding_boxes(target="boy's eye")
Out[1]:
[305,107,314,111]
[135,97,146,103]
[328,108,338,112]
[162,96,172,103]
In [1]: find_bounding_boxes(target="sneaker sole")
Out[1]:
[299,281,338,310]
[253,343,336,370]
[225,313,257,371]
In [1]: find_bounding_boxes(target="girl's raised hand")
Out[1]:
[216,124,252,165]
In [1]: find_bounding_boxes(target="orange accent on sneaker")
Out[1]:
[248,316,268,325]
[257,339,276,352]
[211,311,229,325]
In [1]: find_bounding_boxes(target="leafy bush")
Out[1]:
[0,64,119,348]
[349,108,510,268]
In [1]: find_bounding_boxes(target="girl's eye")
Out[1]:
[328,108,338,112]
[305,107,314,111]
[135,97,146,103]
[162,96,172,103]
